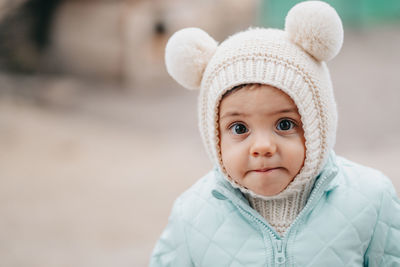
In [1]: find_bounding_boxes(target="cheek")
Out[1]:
[220,137,246,175]
[220,139,235,167]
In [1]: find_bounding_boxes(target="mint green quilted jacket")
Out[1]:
[150,153,400,266]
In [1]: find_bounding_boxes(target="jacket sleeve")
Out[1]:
[150,199,193,267]
[364,176,400,266]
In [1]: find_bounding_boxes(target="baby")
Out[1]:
[150,1,400,266]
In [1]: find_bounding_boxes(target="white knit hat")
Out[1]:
[165,1,343,201]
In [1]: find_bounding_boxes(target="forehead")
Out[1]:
[219,84,298,115]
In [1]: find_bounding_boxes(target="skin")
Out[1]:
[219,84,306,196]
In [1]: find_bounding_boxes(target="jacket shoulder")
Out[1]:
[173,170,236,222]
[334,155,396,204]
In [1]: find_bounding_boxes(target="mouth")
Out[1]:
[251,167,282,173]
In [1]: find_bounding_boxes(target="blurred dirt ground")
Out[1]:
[0,27,400,267]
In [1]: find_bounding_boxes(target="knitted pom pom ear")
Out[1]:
[285,1,343,62]
[165,28,218,90]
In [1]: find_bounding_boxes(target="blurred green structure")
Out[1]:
[259,0,400,28]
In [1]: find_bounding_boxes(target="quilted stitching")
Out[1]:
[327,193,376,241]
[184,196,234,264]
[304,202,374,266]
[185,206,262,266]
[364,185,400,266]
[302,182,383,265]
[183,188,263,266]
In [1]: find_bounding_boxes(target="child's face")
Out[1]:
[219,84,306,196]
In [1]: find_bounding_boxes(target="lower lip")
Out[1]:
[253,168,281,173]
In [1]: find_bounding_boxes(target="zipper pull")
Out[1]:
[274,240,286,265]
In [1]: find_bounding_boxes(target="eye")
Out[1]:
[230,123,248,135]
[276,119,296,131]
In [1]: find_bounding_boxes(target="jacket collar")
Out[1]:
[320,150,341,192]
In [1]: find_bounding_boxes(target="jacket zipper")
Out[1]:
[274,239,285,265]
[236,205,285,266]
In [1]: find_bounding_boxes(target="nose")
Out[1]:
[250,133,277,157]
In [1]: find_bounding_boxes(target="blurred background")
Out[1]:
[0,0,399,266]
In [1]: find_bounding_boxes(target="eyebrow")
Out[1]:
[272,108,298,115]
[220,112,248,120]
[220,108,298,120]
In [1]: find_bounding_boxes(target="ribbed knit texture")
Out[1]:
[246,179,315,237]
